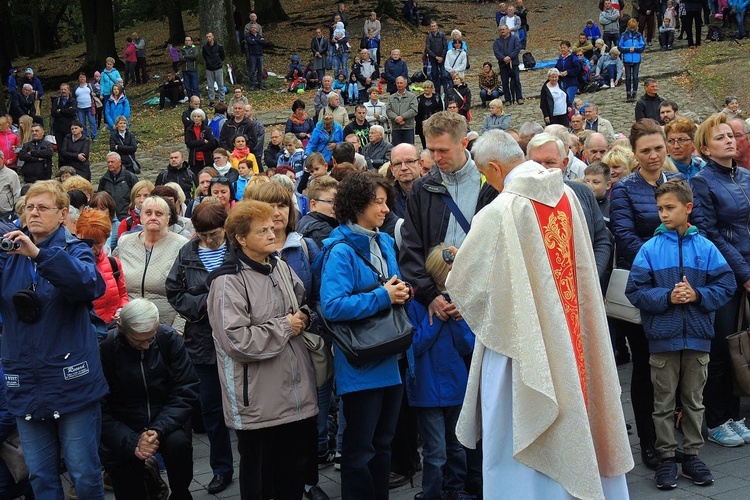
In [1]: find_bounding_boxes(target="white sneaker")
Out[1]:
[728,418,750,444]
[707,420,745,447]
[601,83,610,89]
[610,79,616,88]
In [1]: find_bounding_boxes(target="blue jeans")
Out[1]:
[183,70,199,97]
[479,88,501,105]
[341,384,402,500]
[624,63,640,94]
[194,363,234,476]
[601,64,617,83]
[564,85,578,104]
[247,55,264,89]
[77,107,97,140]
[737,8,747,38]
[391,129,415,147]
[417,406,466,499]
[17,403,104,500]
[428,60,443,96]
[316,378,333,453]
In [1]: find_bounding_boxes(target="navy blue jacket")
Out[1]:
[611,169,685,269]
[690,160,750,286]
[405,299,474,407]
[0,226,108,419]
[279,232,320,303]
[626,224,735,353]
[384,57,409,94]
[555,54,582,90]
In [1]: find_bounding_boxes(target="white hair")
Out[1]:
[119,298,160,334]
[544,124,571,148]
[66,205,80,224]
[473,130,525,168]
[190,108,207,121]
[527,132,567,161]
[271,174,295,190]
[370,125,384,136]
[519,121,544,140]
[106,151,121,162]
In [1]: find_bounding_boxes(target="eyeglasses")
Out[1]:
[197,228,224,241]
[393,159,419,168]
[211,177,230,183]
[667,138,692,146]
[25,205,61,213]
[314,199,334,204]
[212,156,226,160]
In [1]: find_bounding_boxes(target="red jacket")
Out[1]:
[94,250,129,323]
[125,43,137,63]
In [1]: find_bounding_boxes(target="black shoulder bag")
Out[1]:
[317,241,414,366]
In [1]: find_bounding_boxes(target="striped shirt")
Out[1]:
[198,243,227,272]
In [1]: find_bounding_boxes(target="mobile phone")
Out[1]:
[442,248,455,265]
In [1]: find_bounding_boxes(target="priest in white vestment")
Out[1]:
[447,130,634,499]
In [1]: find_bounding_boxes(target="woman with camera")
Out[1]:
[0,180,108,498]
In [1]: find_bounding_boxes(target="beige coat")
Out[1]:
[207,256,318,430]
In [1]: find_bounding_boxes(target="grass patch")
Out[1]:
[686,40,750,108]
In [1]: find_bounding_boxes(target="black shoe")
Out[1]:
[642,445,660,470]
[682,455,714,485]
[389,472,410,489]
[304,485,330,500]
[318,449,336,469]
[655,459,678,489]
[207,474,232,494]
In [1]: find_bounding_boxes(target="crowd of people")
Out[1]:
[0,1,749,500]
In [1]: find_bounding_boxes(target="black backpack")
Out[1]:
[522,52,536,69]
[706,26,723,42]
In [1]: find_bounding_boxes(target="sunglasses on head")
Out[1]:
[211,177,230,183]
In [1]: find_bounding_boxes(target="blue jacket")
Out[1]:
[671,156,705,180]
[0,226,108,419]
[584,24,602,41]
[618,30,645,64]
[319,225,401,395]
[611,169,685,269]
[105,95,131,130]
[305,121,344,163]
[100,68,122,97]
[555,54,582,89]
[384,57,409,94]
[626,224,735,353]
[279,232,320,302]
[691,160,750,285]
[405,300,474,407]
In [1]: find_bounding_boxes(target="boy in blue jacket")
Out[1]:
[626,180,735,490]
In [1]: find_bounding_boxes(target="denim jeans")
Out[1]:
[183,70,199,97]
[247,55,264,89]
[317,378,334,453]
[341,384,402,500]
[417,406,466,499]
[737,8,747,38]
[624,63,640,94]
[564,85,578,104]
[194,363,234,476]
[17,403,104,499]
[601,64,617,83]
[77,107,97,140]
[479,88,501,105]
[391,129,415,147]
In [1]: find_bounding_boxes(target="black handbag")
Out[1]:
[318,241,414,366]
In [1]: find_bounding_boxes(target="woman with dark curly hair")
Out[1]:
[319,172,411,499]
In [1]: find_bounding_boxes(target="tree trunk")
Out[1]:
[200,0,247,85]
[254,0,289,23]
[164,0,186,46]
[79,0,120,74]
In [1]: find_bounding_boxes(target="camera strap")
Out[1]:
[28,259,37,292]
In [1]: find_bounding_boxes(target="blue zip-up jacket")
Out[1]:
[690,160,750,286]
[671,155,705,180]
[618,30,646,64]
[0,225,108,419]
[405,299,474,407]
[626,224,735,353]
[319,225,401,396]
[105,95,131,130]
[279,232,320,302]
[305,121,344,163]
[100,68,122,97]
[555,53,582,90]
[611,169,685,269]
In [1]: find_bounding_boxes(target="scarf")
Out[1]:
[231,147,251,160]
[290,112,309,126]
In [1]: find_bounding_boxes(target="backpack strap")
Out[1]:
[108,256,120,281]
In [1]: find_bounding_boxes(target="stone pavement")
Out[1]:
[76,358,750,500]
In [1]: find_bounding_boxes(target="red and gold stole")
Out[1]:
[531,194,588,408]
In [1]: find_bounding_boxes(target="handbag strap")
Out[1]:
[441,193,472,234]
[329,239,387,285]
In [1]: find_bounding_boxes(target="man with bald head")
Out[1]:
[527,132,612,279]
[390,143,421,217]
[584,132,610,164]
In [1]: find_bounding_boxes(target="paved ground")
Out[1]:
[72,358,750,500]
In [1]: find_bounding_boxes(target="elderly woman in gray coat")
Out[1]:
[361,125,393,170]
